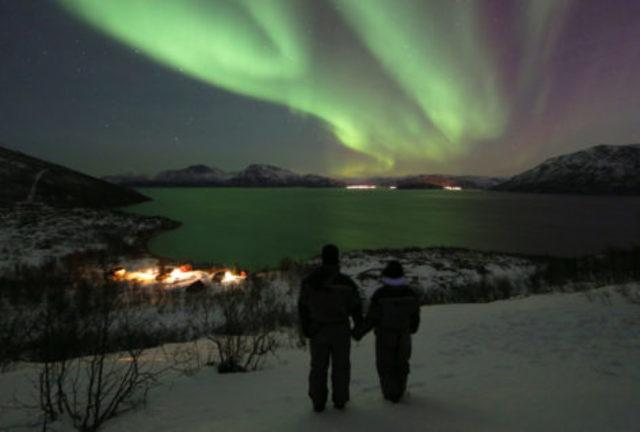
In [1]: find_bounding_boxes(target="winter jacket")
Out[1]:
[298,265,363,338]
[354,282,420,339]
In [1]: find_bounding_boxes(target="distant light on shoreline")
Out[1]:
[346,185,377,190]
[443,185,462,191]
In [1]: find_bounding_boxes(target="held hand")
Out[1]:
[301,325,312,339]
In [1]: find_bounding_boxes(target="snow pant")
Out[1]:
[375,330,412,400]
[308,323,351,407]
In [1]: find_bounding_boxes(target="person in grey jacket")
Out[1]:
[353,261,420,403]
[298,244,363,412]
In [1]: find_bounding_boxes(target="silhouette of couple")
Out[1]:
[298,244,420,412]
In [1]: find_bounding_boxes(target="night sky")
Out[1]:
[2,0,640,178]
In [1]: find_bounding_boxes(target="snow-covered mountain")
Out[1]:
[229,164,300,186]
[495,144,640,195]
[105,164,344,187]
[103,165,228,186]
[104,161,505,190]
[154,164,229,186]
[0,145,149,208]
[229,164,344,187]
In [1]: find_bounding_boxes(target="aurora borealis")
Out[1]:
[2,0,640,176]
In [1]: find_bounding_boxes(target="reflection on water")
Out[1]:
[125,188,640,269]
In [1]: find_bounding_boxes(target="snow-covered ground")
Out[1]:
[0,204,176,275]
[2,285,639,432]
[339,248,541,301]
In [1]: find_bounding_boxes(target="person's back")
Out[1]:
[298,245,363,412]
[300,265,360,329]
[353,261,420,402]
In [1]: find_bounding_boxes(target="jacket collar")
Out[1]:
[382,276,407,287]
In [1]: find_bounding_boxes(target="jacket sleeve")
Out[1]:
[348,278,364,329]
[354,290,380,340]
[410,291,420,334]
[297,281,312,338]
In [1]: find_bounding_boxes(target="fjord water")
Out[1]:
[126,188,640,269]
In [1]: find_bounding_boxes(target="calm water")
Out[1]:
[125,188,640,269]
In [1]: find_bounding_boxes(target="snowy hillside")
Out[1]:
[0,204,177,275]
[495,144,640,195]
[0,144,149,207]
[2,285,638,431]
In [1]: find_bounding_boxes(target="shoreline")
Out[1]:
[2,203,639,298]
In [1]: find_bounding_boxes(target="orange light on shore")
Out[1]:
[221,270,247,284]
[162,267,197,283]
[110,265,247,287]
[117,268,159,283]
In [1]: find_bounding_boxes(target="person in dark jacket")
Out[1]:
[353,260,420,403]
[298,244,363,412]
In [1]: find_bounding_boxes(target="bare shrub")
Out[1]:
[160,340,208,377]
[191,277,285,373]
[0,304,21,372]
[36,283,168,432]
[0,300,38,373]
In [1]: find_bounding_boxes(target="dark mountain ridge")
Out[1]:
[0,145,149,208]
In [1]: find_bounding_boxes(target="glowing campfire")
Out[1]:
[109,264,247,287]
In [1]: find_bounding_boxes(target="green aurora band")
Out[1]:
[57,0,571,175]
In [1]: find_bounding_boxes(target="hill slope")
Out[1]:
[3,286,637,431]
[495,144,640,194]
[0,145,149,207]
